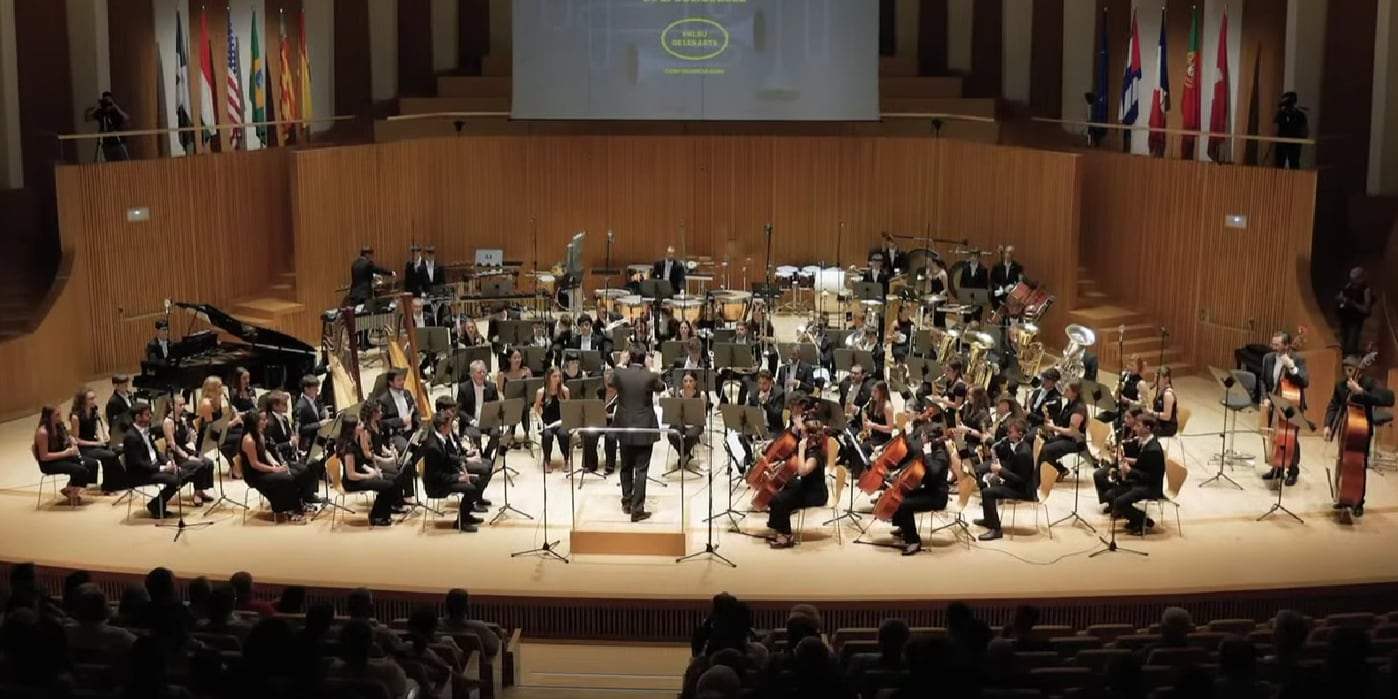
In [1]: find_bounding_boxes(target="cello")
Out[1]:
[746,429,798,490]
[858,433,908,494]
[1330,348,1378,510]
[751,429,823,510]
[873,454,927,521]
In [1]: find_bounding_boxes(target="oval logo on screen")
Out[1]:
[661,18,730,61]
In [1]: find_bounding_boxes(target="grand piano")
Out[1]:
[136,302,319,394]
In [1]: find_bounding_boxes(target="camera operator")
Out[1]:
[84,91,129,162]
[1273,91,1308,170]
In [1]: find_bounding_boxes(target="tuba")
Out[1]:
[933,327,960,360]
[965,331,998,388]
[1053,324,1097,383]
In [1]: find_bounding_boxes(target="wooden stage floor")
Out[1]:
[2,359,1396,609]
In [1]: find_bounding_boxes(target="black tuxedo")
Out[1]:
[145,338,172,364]
[1106,436,1164,529]
[421,430,477,505]
[1024,387,1063,431]
[613,365,666,513]
[349,257,392,304]
[404,258,424,296]
[106,393,136,434]
[295,394,325,447]
[455,380,501,460]
[568,333,612,366]
[746,386,787,435]
[990,261,1024,307]
[123,427,195,517]
[265,411,297,460]
[777,361,817,395]
[979,438,1035,531]
[958,262,989,290]
[652,258,686,293]
[838,378,872,413]
[863,266,892,298]
[377,389,420,436]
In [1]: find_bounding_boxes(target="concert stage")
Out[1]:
[3,369,1397,640]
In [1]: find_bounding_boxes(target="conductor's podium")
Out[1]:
[569,487,689,557]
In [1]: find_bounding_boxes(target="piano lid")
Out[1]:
[175,302,316,355]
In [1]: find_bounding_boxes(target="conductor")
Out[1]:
[613,349,666,522]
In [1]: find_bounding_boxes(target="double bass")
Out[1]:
[1329,348,1378,510]
[1268,327,1308,471]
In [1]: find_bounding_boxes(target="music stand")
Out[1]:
[310,409,357,520]
[198,410,247,517]
[511,400,570,564]
[485,397,532,524]
[1258,396,1307,524]
[522,347,550,375]
[961,287,992,312]
[777,342,820,367]
[566,377,603,403]
[501,379,539,459]
[712,404,767,529]
[660,340,686,368]
[561,399,607,488]
[640,279,675,302]
[660,397,706,478]
[1199,367,1248,489]
[577,350,604,375]
[853,282,884,304]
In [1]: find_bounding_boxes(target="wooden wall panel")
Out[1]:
[0,257,88,421]
[1080,151,1317,371]
[107,0,159,160]
[933,140,1080,338]
[54,150,293,374]
[333,0,373,116]
[288,136,1082,340]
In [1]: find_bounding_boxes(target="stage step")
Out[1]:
[566,490,687,557]
[1067,303,1192,377]
[230,296,305,323]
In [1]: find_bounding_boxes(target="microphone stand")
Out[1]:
[678,393,737,567]
[1089,472,1147,558]
[155,401,215,542]
[763,223,774,291]
[510,427,567,563]
[1157,327,1168,368]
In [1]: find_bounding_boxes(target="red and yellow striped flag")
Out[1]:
[277,12,297,142]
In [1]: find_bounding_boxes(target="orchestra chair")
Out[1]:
[1162,405,1193,466]
[1004,463,1059,541]
[927,471,976,549]
[1087,419,1110,457]
[1134,458,1187,537]
[115,453,161,523]
[324,455,359,529]
[419,459,466,533]
[31,444,75,510]
[239,456,306,525]
[1371,410,1395,471]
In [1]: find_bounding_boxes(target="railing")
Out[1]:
[384,110,997,124]
[54,115,358,163]
[1031,116,1319,167]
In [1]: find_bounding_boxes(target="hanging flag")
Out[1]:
[299,11,313,136]
[249,8,268,147]
[1089,7,1109,146]
[174,11,195,154]
[198,8,218,146]
[1147,7,1170,157]
[1180,6,1201,160]
[1120,8,1143,152]
[278,12,298,143]
[226,21,245,150]
[1208,9,1231,161]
